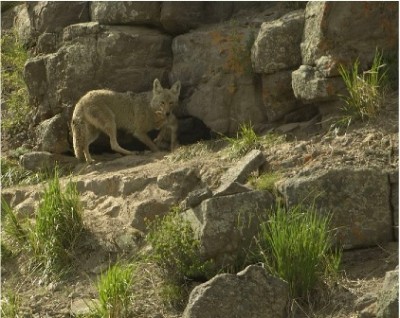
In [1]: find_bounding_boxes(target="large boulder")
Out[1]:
[301,2,398,73]
[160,2,234,35]
[184,190,274,266]
[291,65,346,104]
[171,23,267,134]
[36,112,71,154]
[376,267,399,318]
[183,265,289,318]
[251,10,304,74]
[90,2,161,27]
[279,168,393,249]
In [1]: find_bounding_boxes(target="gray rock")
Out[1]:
[36,32,57,54]
[160,2,234,35]
[301,2,398,72]
[91,1,161,27]
[376,268,399,318]
[251,10,304,74]
[183,265,289,318]
[36,113,71,154]
[291,65,345,104]
[171,24,266,135]
[261,71,301,122]
[19,151,55,172]
[214,182,252,197]
[130,199,170,232]
[216,149,266,191]
[279,168,393,248]
[181,187,213,209]
[31,2,89,34]
[388,170,398,240]
[157,167,200,199]
[184,190,274,266]
[70,299,93,317]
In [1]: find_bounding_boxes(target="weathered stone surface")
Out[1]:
[130,199,170,232]
[183,265,289,318]
[171,24,267,135]
[91,1,161,26]
[36,113,71,154]
[181,187,213,210]
[279,168,393,248]
[216,149,266,190]
[389,171,398,240]
[292,65,346,104]
[261,71,301,122]
[157,167,200,199]
[31,2,90,34]
[184,190,274,266]
[160,2,234,35]
[301,2,398,73]
[19,151,56,172]
[252,10,304,74]
[36,32,57,54]
[376,267,399,318]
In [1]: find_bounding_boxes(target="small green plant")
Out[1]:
[1,289,21,318]
[29,170,83,277]
[225,122,262,159]
[1,29,31,137]
[146,206,214,283]
[91,263,135,318]
[1,157,49,188]
[338,49,388,123]
[257,204,341,298]
[2,197,28,247]
[249,171,281,192]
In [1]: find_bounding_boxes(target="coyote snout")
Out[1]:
[71,79,181,163]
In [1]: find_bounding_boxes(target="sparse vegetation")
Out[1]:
[256,203,341,298]
[30,171,83,278]
[1,289,21,318]
[338,49,388,124]
[249,171,281,192]
[2,171,83,279]
[225,122,262,159]
[1,29,31,140]
[146,206,214,283]
[1,157,49,187]
[90,263,136,318]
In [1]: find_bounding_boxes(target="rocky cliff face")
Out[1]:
[2,1,397,154]
[1,2,399,318]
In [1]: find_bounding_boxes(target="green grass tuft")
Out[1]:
[338,49,388,123]
[146,206,214,283]
[90,263,135,318]
[225,122,262,159]
[257,204,341,298]
[1,289,21,318]
[29,170,83,278]
[1,29,31,138]
[1,157,50,188]
[249,171,281,192]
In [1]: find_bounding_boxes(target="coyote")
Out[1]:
[71,79,181,163]
[154,112,179,151]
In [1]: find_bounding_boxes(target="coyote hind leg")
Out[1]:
[85,111,133,156]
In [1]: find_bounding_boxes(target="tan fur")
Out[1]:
[71,79,181,163]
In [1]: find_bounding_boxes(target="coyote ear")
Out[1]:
[153,79,163,93]
[171,80,181,96]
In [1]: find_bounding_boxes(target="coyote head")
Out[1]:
[151,78,181,126]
